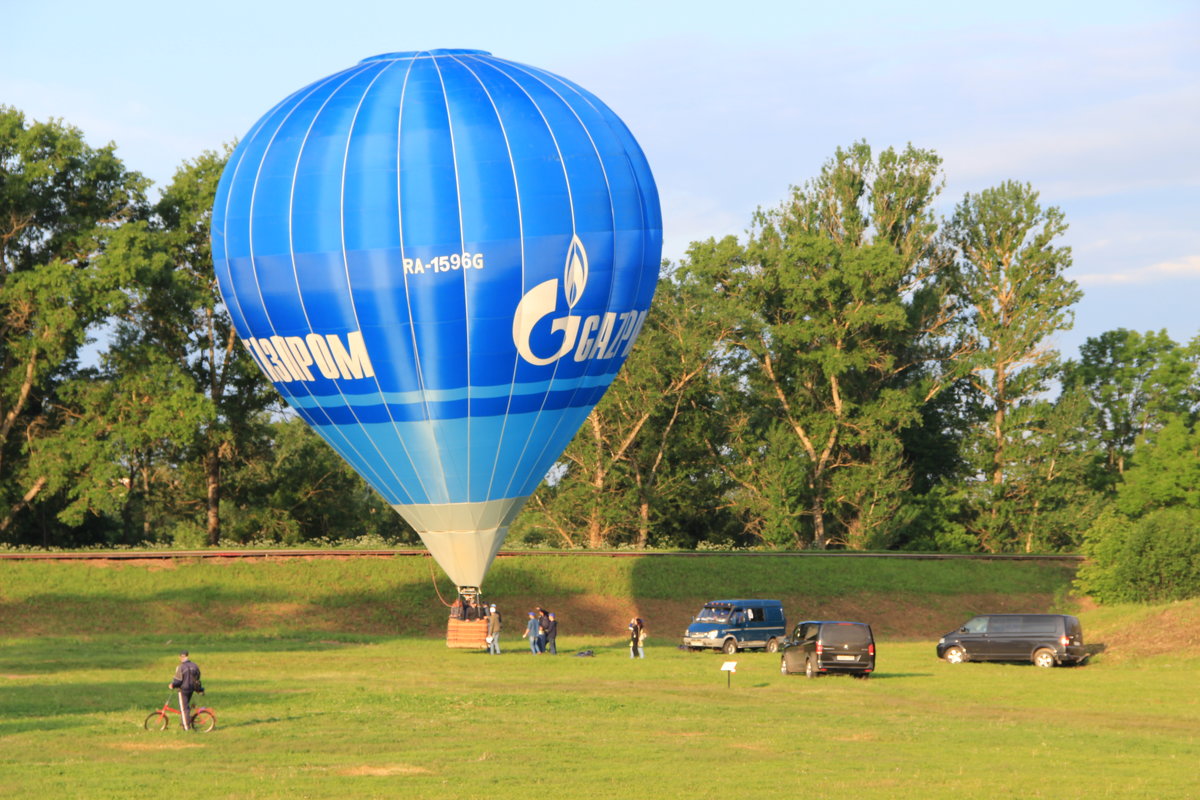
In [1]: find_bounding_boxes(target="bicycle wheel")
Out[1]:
[143,711,169,731]
[189,709,216,732]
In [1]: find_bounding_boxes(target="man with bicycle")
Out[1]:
[169,651,203,730]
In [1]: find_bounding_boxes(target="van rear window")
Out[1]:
[821,624,871,646]
[1019,616,1059,633]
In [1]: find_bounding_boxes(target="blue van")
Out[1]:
[682,599,787,654]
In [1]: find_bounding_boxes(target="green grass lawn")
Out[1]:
[2,632,1196,799]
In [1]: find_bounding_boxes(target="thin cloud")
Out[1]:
[1075,255,1200,286]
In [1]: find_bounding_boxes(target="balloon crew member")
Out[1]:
[169,651,203,730]
[536,607,551,654]
[486,604,502,655]
[629,618,646,659]
[545,612,558,655]
[524,612,541,654]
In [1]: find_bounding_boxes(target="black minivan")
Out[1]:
[780,620,875,678]
[937,613,1086,668]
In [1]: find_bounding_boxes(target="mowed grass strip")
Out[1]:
[0,633,1197,799]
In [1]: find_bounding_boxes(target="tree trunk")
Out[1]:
[586,507,604,549]
[811,491,829,549]
[140,458,152,541]
[0,475,47,535]
[205,449,221,546]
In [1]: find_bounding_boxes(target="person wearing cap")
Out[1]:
[168,651,203,730]
[523,611,541,654]
[485,603,502,655]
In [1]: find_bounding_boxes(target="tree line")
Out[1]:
[3,108,1198,586]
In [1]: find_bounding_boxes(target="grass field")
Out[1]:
[1,555,1197,798]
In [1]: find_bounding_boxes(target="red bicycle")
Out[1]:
[143,695,216,732]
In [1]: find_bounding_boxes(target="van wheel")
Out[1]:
[943,646,967,664]
[722,639,738,655]
[1032,648,1057,668]
[805,657,816,678]
[765,638,779,653]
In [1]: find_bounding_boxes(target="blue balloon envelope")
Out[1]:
[211,50,661,588]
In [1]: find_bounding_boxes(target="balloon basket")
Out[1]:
[446,618,488,649]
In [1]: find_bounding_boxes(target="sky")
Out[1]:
[3,0,1197,358]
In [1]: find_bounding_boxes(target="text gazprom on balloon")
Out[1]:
[241,293,650,386]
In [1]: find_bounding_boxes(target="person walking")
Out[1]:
[486,603,502,655]
[168,651,203,730]
[524,611,541,654]
[545,612,558,655]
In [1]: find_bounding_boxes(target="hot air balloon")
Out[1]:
[211,49,662,600]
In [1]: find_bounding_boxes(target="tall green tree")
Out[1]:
[684,142,963,549]
[1115,413,1200,517]
[946,180,1082,551]
[221,417,418,545]
[105,149,277,545]
[25,348,211,543]
[0,107,147,542]
[518,269,730,548]
[1062,328,1192,491]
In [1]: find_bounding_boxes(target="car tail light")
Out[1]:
[1060,635,1070,646]
[868,644,875,656]
[815,642,823,655]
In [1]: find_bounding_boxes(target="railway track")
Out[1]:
[0,548,1083,562]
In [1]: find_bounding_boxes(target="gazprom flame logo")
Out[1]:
[512,235,649,367]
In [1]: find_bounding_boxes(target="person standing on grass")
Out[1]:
[628,618,647,659]
[486,603,502,655]
[169,651,203,730]
[545,612,558,655]
[524,611,541,654]
[536,607,552,654]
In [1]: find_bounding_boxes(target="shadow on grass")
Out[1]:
[0,717,92,736]
[857,672,934,679]
[0,635,375,675]
[0,560,510,639]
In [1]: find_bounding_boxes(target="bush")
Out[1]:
[1075,507,1200,603]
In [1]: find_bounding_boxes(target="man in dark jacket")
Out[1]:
[169,651,202,730]
[545,612,558,655]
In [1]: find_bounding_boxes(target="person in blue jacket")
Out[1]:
[523,611,541,654]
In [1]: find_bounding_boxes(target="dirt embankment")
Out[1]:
[482,591,1061,643]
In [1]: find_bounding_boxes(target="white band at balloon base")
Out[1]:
[393,497,528,589]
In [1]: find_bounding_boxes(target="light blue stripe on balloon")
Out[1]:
[335,409,590,505]
[283,372,619,409]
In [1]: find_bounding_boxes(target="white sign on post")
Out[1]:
[721,661,737,687]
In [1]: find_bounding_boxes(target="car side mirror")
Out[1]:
[959,627,969,633]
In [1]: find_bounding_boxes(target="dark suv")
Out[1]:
[780,620,875,678]
[937,614,1086,668]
